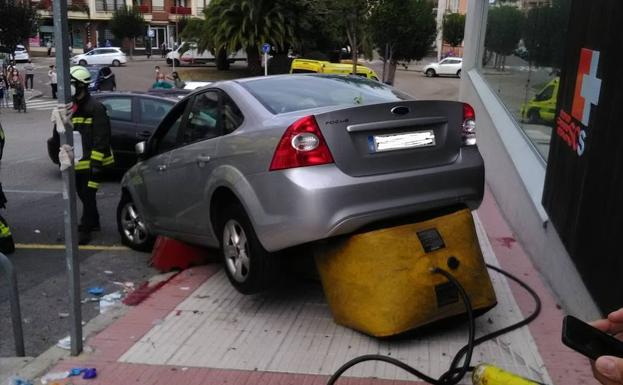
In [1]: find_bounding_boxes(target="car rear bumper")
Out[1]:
[244,147,484,252]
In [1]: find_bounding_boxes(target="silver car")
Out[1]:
[118,74,484,294]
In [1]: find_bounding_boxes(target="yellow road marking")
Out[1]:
[15,243,131,251]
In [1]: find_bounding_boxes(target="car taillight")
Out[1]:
[269,115,334,171]
[462,103,476,146]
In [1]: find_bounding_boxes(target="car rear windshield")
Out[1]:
[240,75,411,114]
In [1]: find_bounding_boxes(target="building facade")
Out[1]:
[31,0,209,51]
[461,0,622,318]
[435,0,468,60]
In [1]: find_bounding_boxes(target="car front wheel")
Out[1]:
[117,193,155,252]
[219,204,279,294]
[79,59,87,66]
[457,70,461,78]
[426,69,436,77]
[112,59,121,67]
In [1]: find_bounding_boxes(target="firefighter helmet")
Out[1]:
[70,66,91,85]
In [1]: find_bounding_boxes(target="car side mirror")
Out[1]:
[135,141,146,158]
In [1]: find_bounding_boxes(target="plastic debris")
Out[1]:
[56,336,84,350]
[34,229,41,234]
[8,376,33,385]
[81,297,99,304]
[88,287,105,296]
[82,368,97,379]
[58,312,69,318]
[69,368,85,377]
[40,371,69,384]
[99,291,123,314]
[103,270,113,275]
[180,286,190,291]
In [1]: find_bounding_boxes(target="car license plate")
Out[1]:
[368,130,436,153]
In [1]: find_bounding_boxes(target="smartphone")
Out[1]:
[562,315,623,360]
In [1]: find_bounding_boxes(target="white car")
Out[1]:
[72,47,127,67]
[14,45,29,62]
[424,57,463,78]
[166,42,246,67]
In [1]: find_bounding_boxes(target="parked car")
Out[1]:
[72,47,127,67]
[424,57,463,77]
[85,65,116,92]
[47,92,178,171]
[13,45,29,62]
[118,74,484,294]
[520,77,559,124]
[166,42,246,67]
[290,58,380,81]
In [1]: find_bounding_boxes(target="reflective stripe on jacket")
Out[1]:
[72,94,114,173]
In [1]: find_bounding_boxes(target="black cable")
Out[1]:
[326,263,542,385]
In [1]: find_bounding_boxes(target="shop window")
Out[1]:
[480,0,571,161]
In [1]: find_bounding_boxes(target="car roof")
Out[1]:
[92,91,180,102]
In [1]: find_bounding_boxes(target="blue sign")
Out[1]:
[262,43,271,54]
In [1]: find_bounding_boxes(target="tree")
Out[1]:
[327,0,371,75]
[0,0,37,62]
[202,0,297,75]
[369,0,437,84]
[484,5,523,71]
[109,5,146,59]
[522,0,571,69]
[442,12,466,51]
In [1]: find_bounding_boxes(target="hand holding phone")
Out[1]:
[562,315,623,360]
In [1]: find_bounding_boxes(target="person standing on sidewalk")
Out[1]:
[0,73,8,109]
[48,65,57,99]
[24,60,34,90]
[69,66,114,244]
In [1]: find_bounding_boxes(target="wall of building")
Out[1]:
[459,0,601,319]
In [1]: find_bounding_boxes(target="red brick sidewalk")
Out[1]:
[43,188,596,385]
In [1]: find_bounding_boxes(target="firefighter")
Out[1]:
[69,66,114,245]
[0,119,15,254]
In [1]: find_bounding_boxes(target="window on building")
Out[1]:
[480,0,572,161]
[152,0,163,11]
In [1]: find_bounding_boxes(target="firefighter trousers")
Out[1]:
[76,172,100,230]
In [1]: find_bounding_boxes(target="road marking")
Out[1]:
[4,189,61,195]
[21,99,58,111]
[15,243,132,251]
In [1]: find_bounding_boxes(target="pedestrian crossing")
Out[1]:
[0,98,58,112]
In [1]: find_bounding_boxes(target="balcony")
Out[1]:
[137,4,151,13]
[169,5,191,14]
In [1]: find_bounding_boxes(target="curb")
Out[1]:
[0,271,177,383]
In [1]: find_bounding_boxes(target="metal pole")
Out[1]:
[52,0,83,356]
[172,14,178,73]
[0,253,25,357]
[383,43,388,83]
[264,52,267,77]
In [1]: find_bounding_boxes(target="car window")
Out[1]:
[221,94,244,134]
[535,85,555,102]
[101,97,132,121]
[139,98,173,126]
[182,91,220,143]
[153,102,188,155]
[241,75,411,114]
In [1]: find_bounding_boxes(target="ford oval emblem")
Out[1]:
[391,106,410,115]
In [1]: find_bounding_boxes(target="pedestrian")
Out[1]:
[154,65,161,80]
[146,40,152,59]
[0,120,15,254]
[170,71,186,89]
[8,70,24,111]
[105,39,111,47]
[160,42,166,58]
[48,65,57,99]
[68,65,114,245]
[151,72,172,89]
[46,40,52,56]
[85,41,93,53]
[0,73,8,109]
[24,60,34,90]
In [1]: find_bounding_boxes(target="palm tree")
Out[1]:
[202,0,296,74]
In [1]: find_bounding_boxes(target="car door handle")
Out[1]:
[157,164,167,172]
[196,155,211,163]
[137,130,152,140]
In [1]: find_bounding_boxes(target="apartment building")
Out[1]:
[435,0,468,60]
[31,0,209,51]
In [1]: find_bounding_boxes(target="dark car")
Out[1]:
[47,92,180,170]
[86,65,116,92]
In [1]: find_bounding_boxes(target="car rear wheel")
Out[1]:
[426,69,436,77]
[112,59,121,67]
[117,193,155,252]
[79,59,87,66]
[219,204,279,294]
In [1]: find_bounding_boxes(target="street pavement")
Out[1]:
[0,56,459,359]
